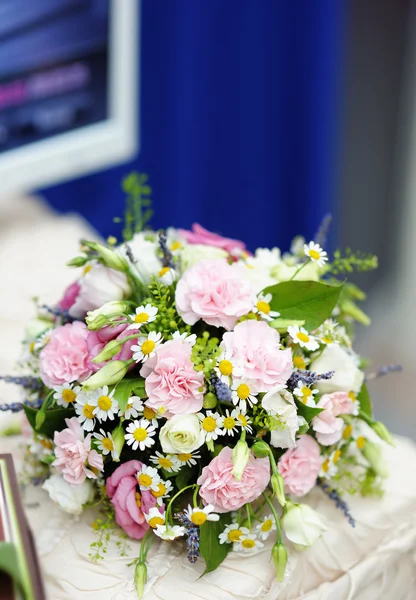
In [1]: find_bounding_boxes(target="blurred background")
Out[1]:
[0,0,414,437]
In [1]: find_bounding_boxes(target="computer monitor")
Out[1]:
[0,0,139,197]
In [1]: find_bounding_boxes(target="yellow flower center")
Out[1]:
[242,539,256,549]
[256,300,271,314]
[348,391,357,402]
[159,267,170,277]
[261,519,273,532]
[143,407,157,420]
[98,395,112,411]
[202,416,217,432]
[322,336,332,344]
[297,332,310,343]
[142,340,156,355]
[151,483,166,498]
[135,312,149,324]
[190,511,207,526]
[133,428,148,442]
[83,404,95,419]
[333,449,342,463]
[322,458,330,472]
[356,436,366,449]
[223,417,236,430]
[135,492,142,507]
[29,341,36,354]
[83,264,92,275]
[138,473,152,487]
[157,457,173,469]
[148,516,165,528]
[302,387,312,398]
[343,424,353,439]
[170,241,182,251]
[293,355,306,369]
[178,453,192,463]
[40,439,52,449]
[228,529,243,542]
[102,437,114,451]
[218,359,233,376]
[237,414,248,427]
[62,389,76,404]
[237,384,250,400]
[309,249,321,261]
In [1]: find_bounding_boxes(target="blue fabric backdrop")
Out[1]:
[40,0,344,252]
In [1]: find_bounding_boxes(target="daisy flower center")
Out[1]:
[159,267,170,277]
[322,458,329,472]
[143,407,157,420]
[296,332,310,343]
[135,312,149,324]
[151,483,166,498]
[83,404,95,419]
[238,414,248,426]
[223,417,236,430]
[178,453,191,462]
[202,416,217,432]
[62,389,76,403]
[228,529,243,542]
[242,539,255,549]
[301,387,312,398]
[142,340,156,355]
[333,449,342,463]
[256,300,271,314]
[218,359,233,376]
[190,512,207,526]
[40,439,52,449]
[133,428,148,442]
[135,492,142,507]
[102,438,114,451]
[261,519,273,532]
[170,241,182,251]
[157,457,173,469]
[237,384,250,400]
[308,249,321,261]
[293,355,306,369]
[98,395,112,411]
[343,424,353,439]
[29,341,36,354]
[148,516,165,528]
[83,264,92,275]
[348,391,357,402]
[356,436,366,449]
[138,473,152,487]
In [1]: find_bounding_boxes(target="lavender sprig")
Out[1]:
[0,375,43,391]
[314,213,332,249]
[0,397,43,413]
[287,370,334,391]
[209,372,232,402]
[318,480,356,528]
[40,305,73,323]
[158,231,174,269]
[175,512,200,563]
[365,364,402,381]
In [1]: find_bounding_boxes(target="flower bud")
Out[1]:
[251,440,270,459]
[271,473,286,507]
[203,392,218,409]
[282,502,327,549]
[361,441,389,479]
[272,542,288,582]
[86,301,130,329]
[232,438,251,481]
[92,339,124,363]
[371,421,395,447]
[67,256,89,267]
[82,360,128,391]
[111,423,125,461]
[83,241,129,272]
[134,562,147,599]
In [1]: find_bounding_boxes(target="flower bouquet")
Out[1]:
[1,174,397,596]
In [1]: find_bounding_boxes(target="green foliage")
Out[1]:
[199,515,231,575]
[357,383,372,418]
[146,280,183,336]
[22,404,75,438]
[113,378,145,413]
[175,465,195,490]
[269,318,305,332]
[294,399,324,422]
[329,249,378,275]
[191,332,221,377]
[263,280,342,332]
[117,172,153,242]
[89,489,130,561]
[251,404,285,432]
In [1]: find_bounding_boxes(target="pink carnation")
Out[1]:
[328,391,354,416]
[87,322,135,372]
[106,460,161,539]
[312,394,345,446]
[278,434,321,496]
[39,321,92,387]
[221,320,293,392]
[178,223,247,255]
[53,417,103,485]
[140,339,204,418]
[197,447,270,513]
[175,259,256,330]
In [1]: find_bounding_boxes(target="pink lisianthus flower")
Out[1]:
[221,320,293,392]
[58,281,80,312]
[53,417,103,485]
[87,322,135,373]
[39,321,92,387]
[140,339,204,418]
[178,223,247,255]
[278,434,321,497]
[197,447,270,513]
[311,394,345,446]
[175,259,256,330]
[106,460,161,539]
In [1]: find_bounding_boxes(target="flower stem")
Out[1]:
[262,492,282,543]
[165,484,196,525]
[289,259,309,281]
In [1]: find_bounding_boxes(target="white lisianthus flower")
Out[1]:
[261,387,299,449]
[25,318,53,340]
[282,503,327,549]
[311,345,364,394]
[240,248,282,293]
[43,475,94,515]
[181,244,228,269]
[117,232,161,284]
[159,414,205,454]
[271,260,321,283]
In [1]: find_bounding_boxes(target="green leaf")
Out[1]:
[357,383,372,418]
[295,399,324,423]
[112,378,145,413]
[22,405,74,438]
[263,281,342,331]
[0,542,24,593]
[175,465,194,490]
[199,515,231,575]
[269,318,305,332]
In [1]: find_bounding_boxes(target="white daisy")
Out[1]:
[53,383,81,408]
[127,304,158,330]
[29,434,53,458]
[292,353,310,370]
[256,515,276,541]
[142,404,162,427]
[172,331,197,346]
[154,524,186,540]
[252,293,280,322]
[93,429,119,460]
[125,418,156,451]
[144,507,166,529]
[158,266,176,285]
[119,395,143,419]
[235,410,253,434]
[348,391,360,416]
[132,331,163,363]
[150,451,181,473]
[319,449,342,479]
[293,381,319,406]
[214,350,243,383]
[234,533,264,553]
[150,479,173,505]
[75,393,96,431]
[231,381,258,411]
[176,451,201,467]
[34,329,53,351]
[184,504,219,526]
[288,324,320,351]
[218,523,250,545]
[90,386,118,422]
[197,411,224,442]
[303,241,328,266]
[136,465,161,491]
[221,408,241,437]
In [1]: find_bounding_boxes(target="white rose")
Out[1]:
[181,244,228,269]
[69,263,131,319]
[117,232,161,284]
[282,503,327,549]
[311,344,364,394]
[43,475,94,515]
[160,414,205,454]
[262,387,299,449]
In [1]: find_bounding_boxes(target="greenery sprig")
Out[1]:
[114,172,153,242]
[328,249,378,275]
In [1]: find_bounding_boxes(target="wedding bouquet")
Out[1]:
[2,174,396,596]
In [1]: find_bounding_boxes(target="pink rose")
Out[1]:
[58,281,80,312]
[197,447,270,513]
[311,394,344,446]
[140,339,204,418]
[106,460,161,539]
[221,320,293,392]
[87,322,135,373]
[178,223,247,255]
[53,417,103,485]
[175,259,256,330]
[278,434,321,496]
[39,321,92,387]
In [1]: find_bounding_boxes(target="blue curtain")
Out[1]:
[41,0,344,252]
